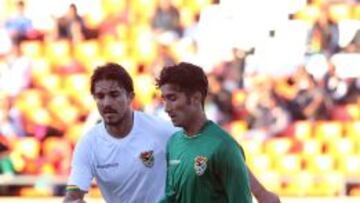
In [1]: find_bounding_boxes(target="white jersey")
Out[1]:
[68,111,177,203]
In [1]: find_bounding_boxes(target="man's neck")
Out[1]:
[184,112,207,137]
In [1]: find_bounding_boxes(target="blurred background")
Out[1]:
[0,0,359,202]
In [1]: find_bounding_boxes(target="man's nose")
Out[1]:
[103,95,112,106]
[164,102,172,113]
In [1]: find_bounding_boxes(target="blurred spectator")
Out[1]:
[55,3,97,42]
[152,0,181,43]
[0,92,25,138]
[346,28,360,53]
[0,137,14,175]
[245,91,291,141]
[289,67,331,120]
[0,45,31,97]
[307,7,339,55]
[4,1,43,46]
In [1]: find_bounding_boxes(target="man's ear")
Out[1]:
[128,92,135,100]
[191,91,203,105]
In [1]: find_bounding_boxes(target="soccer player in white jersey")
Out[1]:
[63,62,280,203]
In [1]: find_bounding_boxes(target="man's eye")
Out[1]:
[110,93,119,98]
[95,94,104,99]
[168,96,176,101]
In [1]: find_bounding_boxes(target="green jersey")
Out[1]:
[160,121,252,203]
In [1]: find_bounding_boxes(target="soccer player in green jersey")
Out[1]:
[157,62,281,203]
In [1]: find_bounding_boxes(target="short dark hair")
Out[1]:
[156,62,208,106]
[90,63,134,95]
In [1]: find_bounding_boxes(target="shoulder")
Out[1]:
[135,111,177,133]
[76,122,103,146]
[206,122,244,154]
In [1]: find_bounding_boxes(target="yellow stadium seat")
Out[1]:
[229,120,248,140]
[17,137,40,160]
[345,121,360,141]
[346,104,360,120]
[35,74,61,94]
[294,121,313,140]
[314,121,343,141]
[231,89,246,107]
[65,123,85,146]
[264,138,293,158]
[301,139,322,156]
[305,154,335,174]
[63,74,89,98]
[44,40,72,67]
[328,3,351,23]
[30,59,51,82]
[295,5,321,25]
[102,41,128,62]
[257,170,282,194]
[325,137,354,158]
[246,154,272,175]
[74,40,100,65]
[275,154,302,176]
[20,40,43,59]
[240,139,263,156]
[281,171,315,196]
[353,4,360,19]
[311,171,344,196]
[14,89,44,112]
[337,155,360,176]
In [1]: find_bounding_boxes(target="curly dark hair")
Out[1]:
[90,63,134,95]
[156,62,208,106]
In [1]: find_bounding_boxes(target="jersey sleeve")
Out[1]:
[68,134,94,192]
[215,141,252,203]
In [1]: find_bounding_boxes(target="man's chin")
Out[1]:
[104,120,121,126]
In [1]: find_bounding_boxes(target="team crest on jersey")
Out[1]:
[139,150,154,168]
[194,155,208,176]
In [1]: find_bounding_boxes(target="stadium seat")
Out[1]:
[295,5,321,25]
[301,138,322,156]
[345,121,360,142]
[240,139,263,156]
[65,123,85,146]
[305,154,335,174]
[311,171,344,196]
[257,170,282,194]
[275,154,302,176]
[133,73,157,107]
[34,74,61,94]
[353,4,360,19]
[328,3,351,23]
[293,121,313,140]
[20,41,43,59]
[42,137,72,175]
[281,171,314,196]
[102,40,128,63]
[73,40,101,71]
[345,104,360,120]
[44,40,71,67]
[264,138,293,158]
[314,121,343,141]
[231,89,246,107]
[246,154,272,175]
[228,120,248,140]
[337,155,360,176]
[325,137,354,158]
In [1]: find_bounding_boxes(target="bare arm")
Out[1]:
[63,186,87,203]
[247,166,281,203]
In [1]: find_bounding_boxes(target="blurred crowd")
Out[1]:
[0,0,359,197]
